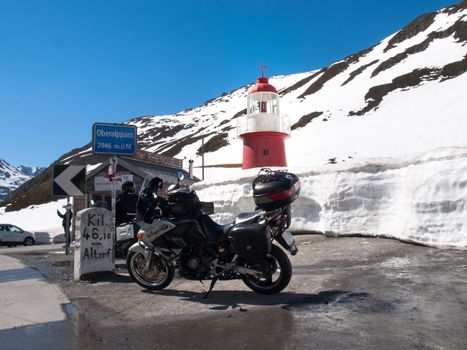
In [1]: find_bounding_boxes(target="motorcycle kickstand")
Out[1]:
[204,277,218,298]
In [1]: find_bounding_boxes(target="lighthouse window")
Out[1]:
[247,93,279,115]
[263,149,269,156]
[272,99,278,114]
[256,101,271,113]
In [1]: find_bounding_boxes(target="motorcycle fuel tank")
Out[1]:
[167,188,202,218]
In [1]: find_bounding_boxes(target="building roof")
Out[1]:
[86,157,199,187]
[248,77,278,94]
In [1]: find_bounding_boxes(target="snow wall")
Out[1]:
[0,199,67,243]
[194,148,467,248]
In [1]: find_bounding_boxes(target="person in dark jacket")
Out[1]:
[136,177,173,236]
[57,208,73,233]
[116,181,139,226]
[57,207,73,253]
[136,177,166,224]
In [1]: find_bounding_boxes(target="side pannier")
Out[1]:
[228,223,271,258]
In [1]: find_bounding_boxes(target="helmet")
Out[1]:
[121,181,135,193]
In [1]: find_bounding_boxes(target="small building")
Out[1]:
[73,150,199,214]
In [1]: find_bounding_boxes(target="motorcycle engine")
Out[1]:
[179,250,214,280]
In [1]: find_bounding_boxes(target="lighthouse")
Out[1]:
[238,70,290,169]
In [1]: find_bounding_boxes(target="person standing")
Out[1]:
[57,208,73,234]
[116,181,139,225]
[57,207,73,253]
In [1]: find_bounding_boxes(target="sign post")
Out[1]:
[53,164,86,255]
[65,198,72,255]
[110,156,118,264]
[92,122,137,263]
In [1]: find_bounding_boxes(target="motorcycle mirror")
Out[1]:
[176,171,184,182]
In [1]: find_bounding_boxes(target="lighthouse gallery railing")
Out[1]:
[237,113,291,137]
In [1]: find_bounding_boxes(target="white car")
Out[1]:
[0,224,35,247]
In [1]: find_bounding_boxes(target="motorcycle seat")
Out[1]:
[234,210,263,224]
[198,214,232,243]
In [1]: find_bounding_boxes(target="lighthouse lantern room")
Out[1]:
[238,69,290,169]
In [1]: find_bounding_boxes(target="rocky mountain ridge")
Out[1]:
[0,158,44,202]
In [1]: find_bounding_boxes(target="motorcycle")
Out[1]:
[126,168,300,295]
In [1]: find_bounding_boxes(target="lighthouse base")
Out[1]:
[241,132,287,170]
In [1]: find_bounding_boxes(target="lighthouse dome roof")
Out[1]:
[248,77,277,94]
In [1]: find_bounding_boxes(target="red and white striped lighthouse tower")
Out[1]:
[238,68,290,169]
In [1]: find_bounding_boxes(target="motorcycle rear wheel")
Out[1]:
[127,251,174,290]
[242,244,292,295]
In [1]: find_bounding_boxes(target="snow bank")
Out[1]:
[194,147,467,248]
[0,199,67,240]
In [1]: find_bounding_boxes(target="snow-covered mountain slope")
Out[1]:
[0,158,44,202]
[55,3,466,180]
[116,3,465,180]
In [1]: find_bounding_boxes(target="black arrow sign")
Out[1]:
[53,165,86,196]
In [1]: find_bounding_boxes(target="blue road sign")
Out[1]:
[92,123,137,155]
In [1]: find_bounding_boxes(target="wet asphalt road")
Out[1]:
[2,235,467,350]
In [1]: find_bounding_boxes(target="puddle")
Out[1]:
[0,321,80,349]
[285,291,367,309]
[284,290,408,315]
[52,260,72,267]
[62,303,75,320]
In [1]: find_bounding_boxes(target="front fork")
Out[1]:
[143,246,154,271]
[139,240,178,270]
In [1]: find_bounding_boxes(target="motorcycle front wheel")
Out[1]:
[127,251,175,290]
[242,244,292,295]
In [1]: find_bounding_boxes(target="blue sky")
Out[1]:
[0,0,457,167]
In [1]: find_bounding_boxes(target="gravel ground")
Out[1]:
[3,235,467,350]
